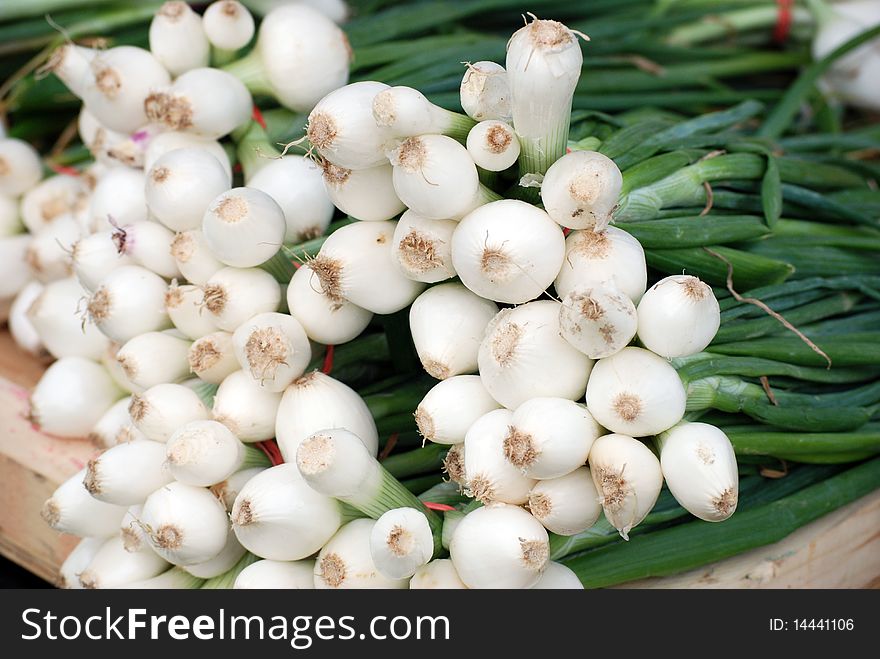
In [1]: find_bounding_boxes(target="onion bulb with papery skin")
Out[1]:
[0,137,42,196]
[450,503,548,589]
[145,148,231,232]
[9,281,44,357]
[165,419,255,487]
[72,231,134,293]
[320,161,405,222]
[247,156,334,242]
[589,433,663,540]
[657,422,738,522]
[460,61,511,123]
[90,397,142,448]
[0,235,32,300]
[505,398,601,480]
[129,383,210,442]
[466,120,519,171]
[392,210,457,283]
[531,562,583,589]
[182,529,247,579]
[307,220,425,315]
[143,131,232,179]
[28,277,109,360]
[165,283,217,340]
[111,221,180,280]
[203,1,255,51]
[170,230,224,286]
[410,559,468,589]
[149,1,210,76]
[145,68,251,139]
[285,264,373,346]
[478,301,592,409]
[140,481,229,565]
[463,409,536,505]
[0,195,21,237]
[275,370,378,461]
[415,375,501,446]
[314,519,408,589]
[213,369,281,442]
[188,330,239,384]
[242,4,350,113]
[528,467,601,535]
[212,467,265,512]
[202,187,286,268]
[115,331,192,390]
[20,174,87,235]
[232,463,346,561]
[232,312,311,392]
[636,275,720,358]
[389,135,488,221]
[30,357,122,437]
[586,346,686,437]
[409,283,498,380]
[86,265,171,343]
[83,440,173,505]
[78,535,170,589]
[59,538,105,589]
[233,559,315,589]
[202,267,281,332]
[506,16,583,176]
[42,469,127,538]
[45,43,98,101]
[555,226,647,304]
[88,167,147,231]
[25,213,79,282]
[559,281,637,359]
[81,46,171,134]
[369,507,435,579]
[307,81,390,170]
[452,199,564,304]
[541,150,622,230]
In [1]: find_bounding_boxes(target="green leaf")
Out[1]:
[761,155,782,228]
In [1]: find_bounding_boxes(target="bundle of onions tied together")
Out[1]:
[20,6,742,590]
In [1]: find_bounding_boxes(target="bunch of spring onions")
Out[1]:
[0,1,876,589]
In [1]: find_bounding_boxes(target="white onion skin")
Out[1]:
[308,220,425,315]
[203,1,256,51]
[25,213,80,283]
[409,283,498,380]
[588,433,663,539]
[166,284,217,340]
[541,150,623,230]
[658,422,738,522]
[477,301,593,409]
[452,199,564,304]
[148,1,210,77]
[285,264,373,345]
[307,81,391,170]
[212,369,282,441]
[188,331,239,384]
[463,408,536,505]
[42,468,128,538]
[466,120,519,171]
[59,537,105,589]
[231,463,345,561]
[140,481,230,565]
[636,275,720,358]
[0,137,42,196]
[247,156,334,242]
[145,147,231,232]
[449,503,549,589]
[528,467,602,535]
[129,383,210,443]
[392,210,457,283]
[202,187,286,268]
[182,529,247,579]
[143,132,232,179]
[28,277,110,360]
[0,194,22,237]
[459,61,511,123]
[410,559,468,589]
[559,281,638,359]
[232,311,312,392]
[275,370,378,461]
[203,267,281,332]
[586,346,686,437]
[72,231,133,293]
[87,265,171,344]
[555,226,647,304]
[233,559,316,589]
[0,234,32,300]
[254,5,351,112]
[20,175,87,235]
[507,397,601,479]
[30,357,123,437]
[78,535,169,589]
[84,439,173,505]
[9,281,44,356]
[322,162,405,222]
[531,562,583,589]
[82,46,171,134]
[314,519,409,589]
[415,375,501,446]
[171,229,224,286]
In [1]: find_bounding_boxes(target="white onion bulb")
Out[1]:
[478,301,592,409]
[528,467,601,535]
[149,1,210,76]
[464,409,536,505]
[203,266,281,331]
[232,311,311,392]
[409,283,498,380]
[285,264,373,345]
[0,137,42,196]
[129,383,210,442]
[202,187,285,268]
[559,281,638,359]
[555,226,647,303]
[189,331,244,384]
[586,346,686,437]
[541,151,623,230]
[466,120,520,171]
[212,369,281,441]
[392,210,457,283]
[460,61,511,122]
[636,275,720,358]
[314,519,408,589]
[321,162,405,222]
[415,375,501,446]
